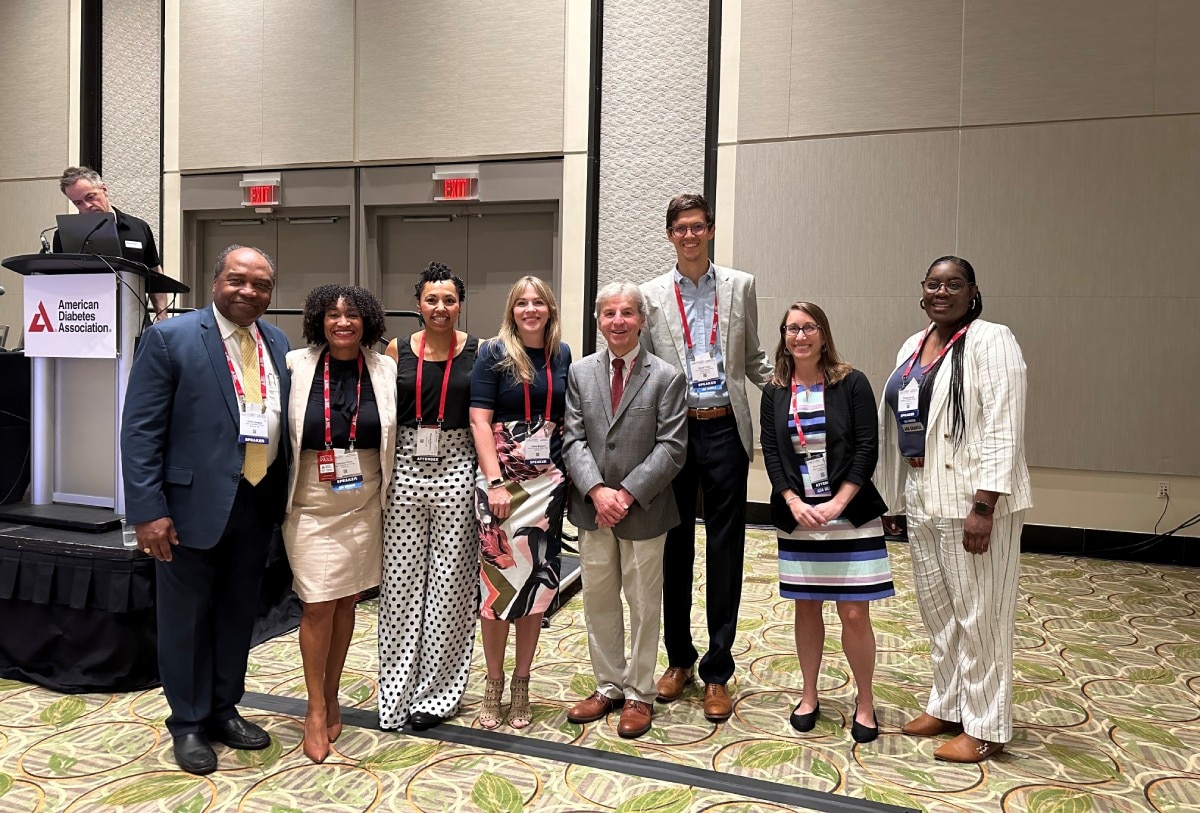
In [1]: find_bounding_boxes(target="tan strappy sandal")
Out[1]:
[509,675,532,730]
[479,676,505,730]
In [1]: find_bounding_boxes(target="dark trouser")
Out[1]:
[661,413,748,686]
[157,470,279,736]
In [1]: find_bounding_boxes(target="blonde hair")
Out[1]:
[770,301,853,388]
[494,275,562,382]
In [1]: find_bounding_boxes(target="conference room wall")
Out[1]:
[722,0,1200,537]
[171,0,565,172]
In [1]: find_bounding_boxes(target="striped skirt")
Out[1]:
[777,517,895,602]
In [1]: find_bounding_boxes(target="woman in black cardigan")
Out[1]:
[760,301,894,743]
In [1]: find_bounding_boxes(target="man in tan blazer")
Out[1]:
[639,194,772,721]
[563,282,687,738]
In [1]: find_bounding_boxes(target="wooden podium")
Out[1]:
[1,254,188,514]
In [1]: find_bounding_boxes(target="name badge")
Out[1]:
[124,240,143,249]
[414,425,442,462]
[806,452,832,496]
[897,378,924,433]
[332,448,364,491]
[266,374,281,412]
[689,351,720,390]
[316,448,336,482]
[238,407,270,444]
[522,425,552,466]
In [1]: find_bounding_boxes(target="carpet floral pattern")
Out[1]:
[2,528,1199,811]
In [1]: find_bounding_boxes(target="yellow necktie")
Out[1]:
[236,327,268,485]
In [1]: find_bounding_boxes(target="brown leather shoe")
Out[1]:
[655,666,695,702]
[617,700,653,739]
[934,732,1005,763]
[566,692,622,724]
[902,712,963,737]
[702,683,733,722]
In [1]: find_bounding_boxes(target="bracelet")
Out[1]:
[785,495,801,504]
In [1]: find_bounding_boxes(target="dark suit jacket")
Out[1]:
[759,369,887,531]
[563,349,688,539]
[121,306,291,548]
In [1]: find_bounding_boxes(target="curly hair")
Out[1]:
[301,284,386,347]
[414,261,466,303]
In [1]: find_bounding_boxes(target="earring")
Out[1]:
[919,299,927,310]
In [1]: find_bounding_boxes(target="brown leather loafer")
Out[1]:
[617,700,653,739]
[902,712,963,737]
[934,732,1005,763]
[655,666,695,702]
[702,683,733,722]
[566,692,623,724]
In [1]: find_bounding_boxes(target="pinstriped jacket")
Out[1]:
[875,319,1033,521]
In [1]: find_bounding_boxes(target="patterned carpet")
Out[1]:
[2,527,1200,811]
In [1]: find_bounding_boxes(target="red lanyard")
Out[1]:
[523,361,554,424]
[673,280,719,352]
[323,352,363,449]
[791,378,824,449]
[222,328,267,410]
[415,332,456,425]
[901,323,970,384]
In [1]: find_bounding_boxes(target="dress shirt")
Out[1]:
[607,346,638,386]
[672,264,730,409]
[212,304,282,466]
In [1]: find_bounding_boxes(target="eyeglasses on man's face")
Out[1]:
[783,323,819,337]
[922,278,971,294]
[669,223,711,238]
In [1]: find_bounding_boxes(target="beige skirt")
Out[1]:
[282,449,383,603]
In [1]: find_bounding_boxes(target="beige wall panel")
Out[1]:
[357,0,564,162]
[961,0,1154,126]
[0,180,68,347]
[1001,297,1199,476]
[788,0,961,137]
[958,116,1200,299]
[1155,0,1200,114]
[737,0,791,141]
[0,2,70,180]
[178,0,262,170]
[731,132,959,308]
[262,0,354,166]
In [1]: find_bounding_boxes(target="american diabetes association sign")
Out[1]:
[24,273,117,358]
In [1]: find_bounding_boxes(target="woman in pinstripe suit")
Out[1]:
[876,256,1031,764]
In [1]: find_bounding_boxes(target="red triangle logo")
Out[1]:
[28,301,55,333]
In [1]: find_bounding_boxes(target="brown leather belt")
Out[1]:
[905,457,925,468]
[687,405,733,420]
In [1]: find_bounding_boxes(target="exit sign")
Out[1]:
[247,185,278,206]
[239,173,281,210]
[432,165,479,201]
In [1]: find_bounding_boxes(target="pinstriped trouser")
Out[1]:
[904,468,1025,743]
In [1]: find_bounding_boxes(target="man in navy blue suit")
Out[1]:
[122,245,291,774]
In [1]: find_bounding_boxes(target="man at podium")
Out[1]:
[55,166,170,321]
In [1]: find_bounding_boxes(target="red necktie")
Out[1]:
[611,357,625,415]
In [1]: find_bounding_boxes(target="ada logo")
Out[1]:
[28,301,55,333]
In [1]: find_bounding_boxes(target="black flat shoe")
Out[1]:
[409,711,445,731]
[851,701,879,744]
[173,733,217,775]
[209,715,270,750]
[789,701,820,733]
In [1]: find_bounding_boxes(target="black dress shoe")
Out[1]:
[789,701,820,733]
[209,715,270,750]
[173,733,217,775]
[851,702,879,744]
[409,711,445,731]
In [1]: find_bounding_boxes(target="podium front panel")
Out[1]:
[54,359,117,507]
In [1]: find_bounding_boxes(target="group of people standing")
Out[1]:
[120,192,1029,777]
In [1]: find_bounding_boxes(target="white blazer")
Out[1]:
[875,319,1032,520]
[284,345,397,513]
[640,265,773,459]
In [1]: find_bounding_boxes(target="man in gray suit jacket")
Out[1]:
[640,194,773,721]
[563,282,687,739]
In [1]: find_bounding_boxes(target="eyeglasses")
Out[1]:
[922,279,971,294]
[669,223,711,238]
[783,323,819,337]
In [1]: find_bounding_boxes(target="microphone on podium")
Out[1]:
[39,226,55,254]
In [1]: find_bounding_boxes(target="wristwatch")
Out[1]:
[487,477,504,489]
[973,500,994,517]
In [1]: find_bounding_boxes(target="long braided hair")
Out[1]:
[920,256,983,449]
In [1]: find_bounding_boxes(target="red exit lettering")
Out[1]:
[442,178,470,199]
